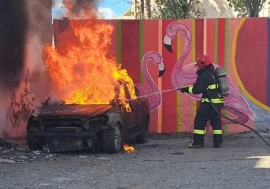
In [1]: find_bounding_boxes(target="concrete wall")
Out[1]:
[0,0,52,139]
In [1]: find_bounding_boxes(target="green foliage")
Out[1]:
[155,0,203,19]
[227,0,268,17]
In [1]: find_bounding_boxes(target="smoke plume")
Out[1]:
[0,0,52,139]
[26,0,52,101]
[63,0,101,18]
[0,0,28,90]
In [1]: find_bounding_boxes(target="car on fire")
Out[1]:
[26,82,150,153]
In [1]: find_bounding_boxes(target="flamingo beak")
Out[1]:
[158,62,166,77]
[163,35,173,53]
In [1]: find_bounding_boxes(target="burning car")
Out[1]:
[26,81,150,153]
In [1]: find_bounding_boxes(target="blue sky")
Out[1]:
[99,0,131,18]
[52,0,131,19]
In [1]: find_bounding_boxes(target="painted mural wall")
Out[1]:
[1,17,269,139]
[52,17,269,135]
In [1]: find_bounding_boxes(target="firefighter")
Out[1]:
[179,55,224,148]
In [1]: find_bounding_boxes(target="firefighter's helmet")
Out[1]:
[196,55,212,69]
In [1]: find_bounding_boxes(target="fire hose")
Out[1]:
[209,99,270,147]
[132,88,180,99]
[134,88,270,147]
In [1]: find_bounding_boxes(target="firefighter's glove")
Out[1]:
[180,87,189,93]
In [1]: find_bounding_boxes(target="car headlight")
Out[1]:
[83,116,108,130]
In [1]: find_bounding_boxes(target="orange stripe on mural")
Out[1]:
[158,20,163,133]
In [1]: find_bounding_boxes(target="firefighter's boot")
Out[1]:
[189,134,204,148]
[213,133,223,148]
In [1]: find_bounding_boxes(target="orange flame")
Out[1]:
[123,143,137,153]
[43,18,136,105]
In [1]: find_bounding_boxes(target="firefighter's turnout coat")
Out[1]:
[182,64,224,146]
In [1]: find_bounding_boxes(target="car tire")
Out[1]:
[102,123,123,153]
[135,116,149,144]
[27,132,42,150]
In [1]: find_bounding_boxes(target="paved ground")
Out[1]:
[1,131,270,189]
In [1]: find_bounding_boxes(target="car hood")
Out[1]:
[33,104,112,118]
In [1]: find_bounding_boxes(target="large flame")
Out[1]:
[43,18,136,104]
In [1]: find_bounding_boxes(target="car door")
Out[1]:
[121,83,143,137]
[128,98,146,135]
[111,82,136,139]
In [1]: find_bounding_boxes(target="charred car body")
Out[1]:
[26,83,150,153]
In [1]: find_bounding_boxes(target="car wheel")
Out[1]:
[102,123,122,153]
[27,131,42,150]
[135,116,149,144]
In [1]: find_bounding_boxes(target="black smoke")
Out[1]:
[63,0,100,17]
[0,0,28,90]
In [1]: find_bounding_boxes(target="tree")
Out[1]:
[134,0,154,19]
[155,0,203,19]
[117,0,203,19]
[146,0,151,18]
[227,0,268,17]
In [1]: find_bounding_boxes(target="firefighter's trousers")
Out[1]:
[193,102,223,145]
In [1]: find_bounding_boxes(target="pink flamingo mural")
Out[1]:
[135,51,165,112]
[163,21,255,123]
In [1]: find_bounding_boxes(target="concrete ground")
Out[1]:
[1,131,270,189]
